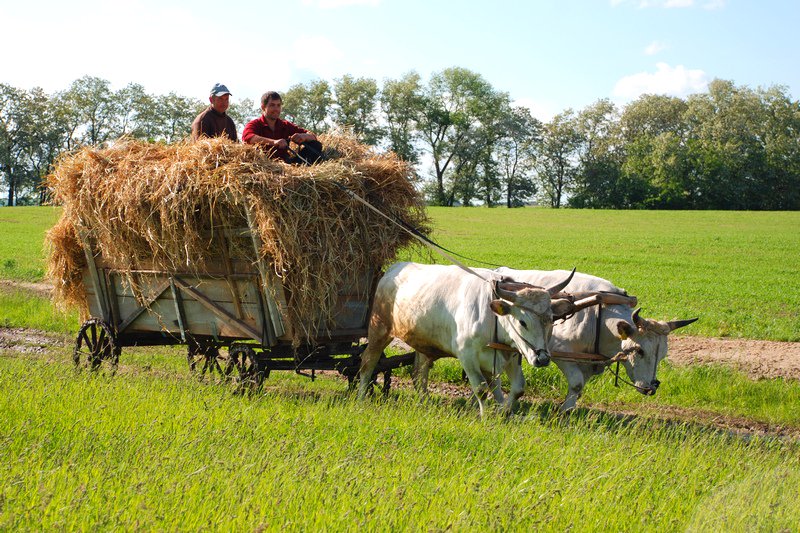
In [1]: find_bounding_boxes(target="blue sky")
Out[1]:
[1,0,798,120]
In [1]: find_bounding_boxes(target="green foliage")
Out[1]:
[332,75,382,145]
[3,74,799,209]
[283,79,333,134]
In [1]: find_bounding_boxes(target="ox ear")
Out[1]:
[490,299,512,316]
[551,298,576,320]
[616,320,636,340]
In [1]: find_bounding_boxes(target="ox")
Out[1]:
[495,268,698,411]
[358,262,576,416]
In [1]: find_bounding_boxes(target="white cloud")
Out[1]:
[612,62,709,100]
[644,41,667,55]
[301,0,380,7]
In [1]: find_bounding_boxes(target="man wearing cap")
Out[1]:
[242,91,323,164]
[191,83,238,142]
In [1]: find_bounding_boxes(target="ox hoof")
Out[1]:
[534,353,551,367]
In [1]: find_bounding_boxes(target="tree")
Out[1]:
[154,92,205,143]
[493,105,541,207]
[684,79,772,209]
[18,87,69,203]
[283,80,332,134]
[0,84,28,205]
[417,67,504,205]
[616,94,690,208]
[227,97,259,133]
[534,110,581,208]
[332,75,382,145]
[60,76,119,147]
[380,71,423,164]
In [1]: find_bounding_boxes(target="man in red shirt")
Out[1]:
[242,91,323,164]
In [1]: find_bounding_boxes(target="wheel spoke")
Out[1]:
[80,330,93,351]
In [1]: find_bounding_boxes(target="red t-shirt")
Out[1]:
[242,115,309,161]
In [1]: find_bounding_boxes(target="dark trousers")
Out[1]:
[289,140,324,165]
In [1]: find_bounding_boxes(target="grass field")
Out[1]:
[1,206,799,530]
[406,208,800,341]
[1,351,798,531]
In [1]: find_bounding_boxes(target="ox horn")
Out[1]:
[667,317,699,331]
[632,307,644,328]
[546,268,576,296]
[496,286,518,302]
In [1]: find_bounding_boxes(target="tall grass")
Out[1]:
[1,353,797,531]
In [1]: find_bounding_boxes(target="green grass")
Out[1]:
[417,357,800,427]
[0,287,79,333]
[0,206,61,281]
[2,206,799,340]
[402,208,800,341]
[2,206,800,529]
[1,352,798,531]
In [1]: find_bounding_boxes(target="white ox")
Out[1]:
[496,268,698,411]
[358,262,576,416]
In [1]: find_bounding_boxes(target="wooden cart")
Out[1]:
[71,209,413,393]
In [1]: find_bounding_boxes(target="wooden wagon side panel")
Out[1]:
[83,270,291,345]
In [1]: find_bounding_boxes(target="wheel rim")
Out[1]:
[73,319,118,372]
[227,344,263,393]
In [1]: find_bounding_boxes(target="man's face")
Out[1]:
[263,98,282,120]
[210,93,230,114]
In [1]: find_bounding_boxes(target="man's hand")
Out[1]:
[272,138,289,150]
[289,133,316,144]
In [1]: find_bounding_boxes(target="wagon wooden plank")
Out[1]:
[172,276,262,342]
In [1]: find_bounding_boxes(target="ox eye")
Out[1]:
[519,320,528,330]
[637,348,645,356]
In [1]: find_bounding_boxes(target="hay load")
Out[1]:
[46,134,430,345]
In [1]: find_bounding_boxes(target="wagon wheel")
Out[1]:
[73,318,120,373]
[226,343,265,394]
[187,342,226,379]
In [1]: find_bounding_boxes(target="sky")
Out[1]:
[1,0,798,121]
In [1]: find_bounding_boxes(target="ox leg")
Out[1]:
[460,358,492,418]
[412,352,433,396]
[502,356,526,415]
[557,362,585,412]
[357,319,392,399]
[481,370,505,405]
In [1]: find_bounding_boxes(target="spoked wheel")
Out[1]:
[226,343,265,394]
[187,342,226,379]
[73,318,120,373]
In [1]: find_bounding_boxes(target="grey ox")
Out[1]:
[495,268,698,411]
[358,262,576,416]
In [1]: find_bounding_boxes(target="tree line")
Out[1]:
[2,69,799,209]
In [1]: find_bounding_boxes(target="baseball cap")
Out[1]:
[210,83,232,97]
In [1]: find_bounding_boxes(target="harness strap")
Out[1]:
[593,304,603,355]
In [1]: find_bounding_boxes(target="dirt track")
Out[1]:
[669,336,800,380]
